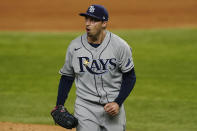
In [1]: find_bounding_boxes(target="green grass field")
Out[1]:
[0,28,197,131]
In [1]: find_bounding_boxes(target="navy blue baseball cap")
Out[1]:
[79,5,109,21]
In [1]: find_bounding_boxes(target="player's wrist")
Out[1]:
[51,105,63,113]
[113,100,122,107]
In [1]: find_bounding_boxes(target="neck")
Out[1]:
[88,30,106,44]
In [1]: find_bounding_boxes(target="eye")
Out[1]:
[94,19,100,22]
[85,16,100,23]
[92,18,100,23]
[90,18,94,21]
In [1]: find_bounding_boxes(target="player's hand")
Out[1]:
[104,102,120,116]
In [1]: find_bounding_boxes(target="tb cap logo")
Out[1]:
[89,6,95,13]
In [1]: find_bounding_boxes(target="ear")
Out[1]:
[102,21,108,29]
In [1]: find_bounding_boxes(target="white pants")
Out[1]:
[74,97,126,131]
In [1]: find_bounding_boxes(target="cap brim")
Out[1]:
[79,13,101,21]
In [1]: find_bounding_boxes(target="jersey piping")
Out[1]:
[80,32,112,104]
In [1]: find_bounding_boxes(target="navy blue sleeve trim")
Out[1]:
[114,67,136,107]
[56,75,74,106]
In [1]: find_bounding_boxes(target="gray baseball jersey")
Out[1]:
[59,30,134,105]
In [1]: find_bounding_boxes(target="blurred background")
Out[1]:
[0,0,197,131]
[0,0,197,31]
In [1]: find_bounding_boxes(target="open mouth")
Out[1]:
[86,28,90,32]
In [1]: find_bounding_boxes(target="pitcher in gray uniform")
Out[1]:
[54,4,136,131]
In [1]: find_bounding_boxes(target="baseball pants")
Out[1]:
[74,97,126,131]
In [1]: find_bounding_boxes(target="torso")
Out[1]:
[60,31,134,104]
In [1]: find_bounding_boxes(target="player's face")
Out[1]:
[85,16,107,37]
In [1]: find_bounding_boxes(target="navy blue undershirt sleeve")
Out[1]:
[114,68,136,107]
[56,75,74,106]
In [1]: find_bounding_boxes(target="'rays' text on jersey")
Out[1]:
[78,57,117,75]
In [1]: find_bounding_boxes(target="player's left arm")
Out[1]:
[104,42,136,116]
[114,68,136,107]
[104,68,136,116]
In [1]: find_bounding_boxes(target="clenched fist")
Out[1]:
[104,102,120,116]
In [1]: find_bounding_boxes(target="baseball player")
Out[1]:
[53,4,136,131]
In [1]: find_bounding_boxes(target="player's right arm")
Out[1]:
[56,75,74,105]
[56,43,75,105]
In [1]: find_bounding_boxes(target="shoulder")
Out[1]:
[69,35,82,47]
[67,34,84,51]
[110,32,131,50]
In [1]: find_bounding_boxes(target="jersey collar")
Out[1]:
[81,30,111,53]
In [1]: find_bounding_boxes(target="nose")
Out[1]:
[85,19,91,26]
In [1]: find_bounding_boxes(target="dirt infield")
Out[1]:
[0,0,197,31]
[0,122,76,131]
[0,122,132,131]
